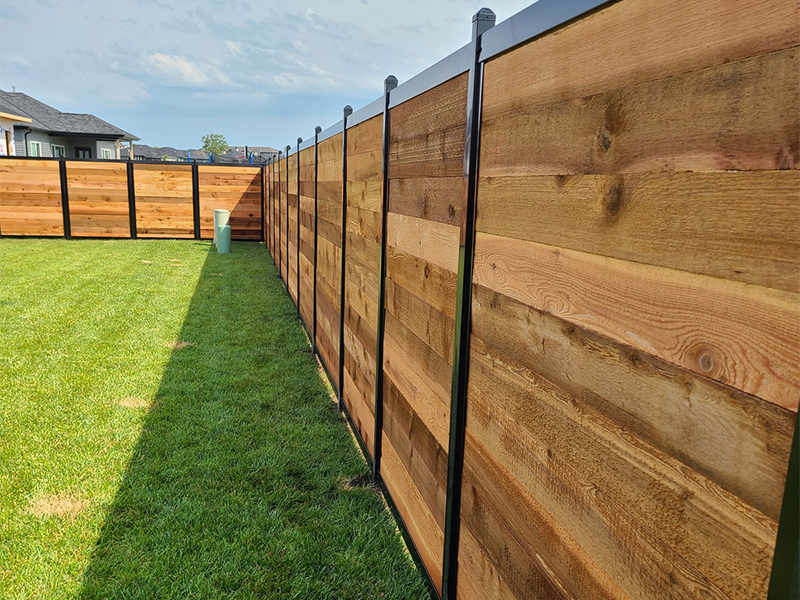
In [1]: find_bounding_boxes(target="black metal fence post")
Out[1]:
[338,105,353,411]
[297,137,303,316]
[313,125,322,355]
[372,75,398,483]
[768,409,799,599]
[441,9,495,600]
[58,159,71,239]
[191,162,201,240]
[127,161,137,239]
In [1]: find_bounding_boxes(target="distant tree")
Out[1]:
[202,134,228,156]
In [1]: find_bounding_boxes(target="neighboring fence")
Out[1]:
[0,158,263,240]
[265,0,800,599]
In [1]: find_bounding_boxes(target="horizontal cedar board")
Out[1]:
[134,165,193,238]
[383,311,451,450]
[0,160,63,235]
[480,48,799,176]
[318,133,343,162]
[347,115,382,155]
[385,278,454,365]
[346,205,381,245]
[381,436,444,593]
[464,349,779,599]
[382,375,448,531]
[470,283,794,522]
[389,73,467,180]
[347,150,382,182]
[386,212,459,273]
[388,177,461,226]
[481,0,799,114]
[344,299,377,366]
[346,277,378,329]
[345,234,380,303]
[347,180,382,212]
[476,170,800,292]
[474,232,799,410]
[67,164,129,236]
[342,342,375,421]
[386,246,457,320]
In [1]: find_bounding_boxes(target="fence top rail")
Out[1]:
[0,155,263,168]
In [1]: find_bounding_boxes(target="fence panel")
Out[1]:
[197,165,261,240]
[66,161,129,237]
[287,153,299,303]
[342,115,383,456]
[0,159,63,236]
[457,0,799,598]
[298,147,315,332]
[380,72,468,594]
[134,163,194,238]
[315,133,343,390]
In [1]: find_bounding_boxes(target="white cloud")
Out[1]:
[148,53,210,85]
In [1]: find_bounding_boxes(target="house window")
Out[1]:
[29,141,42,157]
[76,147,91,159]
[52,144,66,158]
[101,148,113,160]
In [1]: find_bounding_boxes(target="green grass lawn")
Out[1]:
[0,238,429,600]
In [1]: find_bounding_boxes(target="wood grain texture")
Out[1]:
[481,48,799,177]
[476,170,800,293]
[343,117,382,431]
[0,159,63,236]
[389,72,468,180]
[66,162,129,237]
[473,232,800,410]
[481,0,799,117]
[463,347,781,599]
[315,133,343,386]
[198,165,261,240]
[134,164,193,238]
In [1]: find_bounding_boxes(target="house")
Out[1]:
[120,145,211,162]
[0,100,32,156]
[0,90,138,159]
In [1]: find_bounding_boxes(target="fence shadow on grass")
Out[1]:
[78,242,429,600]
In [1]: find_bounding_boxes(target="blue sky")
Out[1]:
[0,0,534,150]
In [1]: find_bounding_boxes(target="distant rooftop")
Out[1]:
[0,90,138,141]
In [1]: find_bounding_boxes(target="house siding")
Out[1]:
[15,129,54,157]
[96,139,117,160]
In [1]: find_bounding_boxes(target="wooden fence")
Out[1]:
[265,0,799,599]
[0,159,262,240]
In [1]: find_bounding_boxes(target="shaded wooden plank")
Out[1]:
[388,177,461,226]
[386,246,457,320]
[471,283,794,522]
[466,349,778,599]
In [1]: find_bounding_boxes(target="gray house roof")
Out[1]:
[0,90,139,141]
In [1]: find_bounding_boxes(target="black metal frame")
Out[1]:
[0,155,255,167]
[58,159,71,239]
[372,75,398,483]
[441,9,495,600]
[337,105,353,411]
[126,162,137,238]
